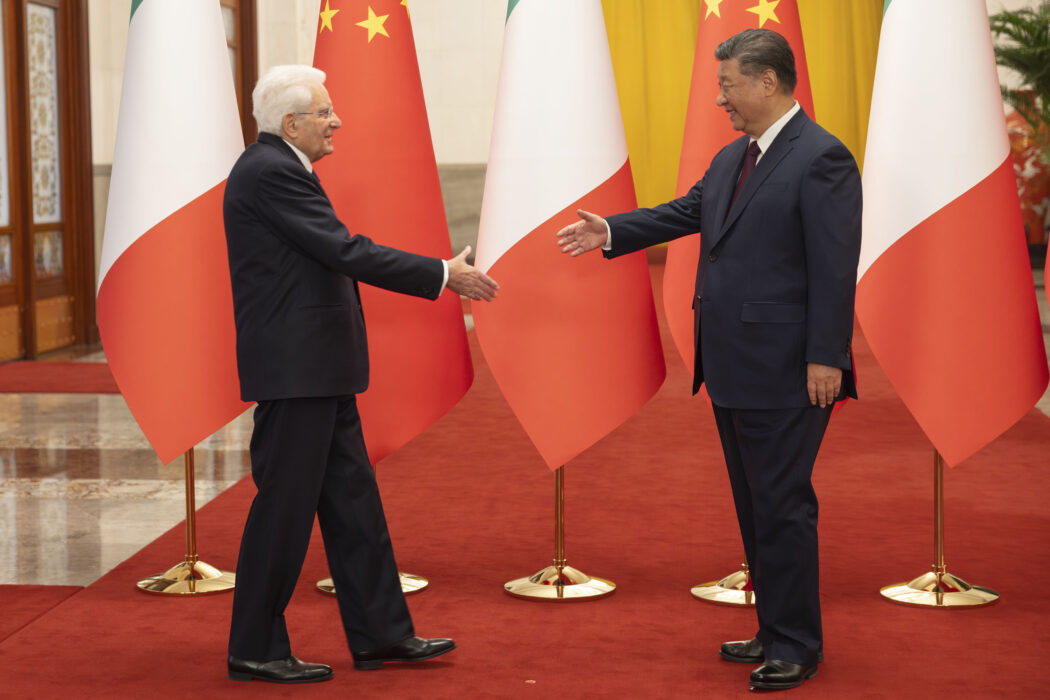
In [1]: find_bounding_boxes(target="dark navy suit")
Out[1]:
[606,110,861,664]
[223,132,444,661]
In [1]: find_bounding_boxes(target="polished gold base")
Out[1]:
[504,565,615,601]
[690,567,755,606]
[317,572,429,596]
[136,559,235,595]
[880,570,999,608]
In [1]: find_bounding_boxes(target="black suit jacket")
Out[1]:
[606,110,862,409]
[223,132,444,401]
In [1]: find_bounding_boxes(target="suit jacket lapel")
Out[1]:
[716,110,808,240]
[713,136,749,229]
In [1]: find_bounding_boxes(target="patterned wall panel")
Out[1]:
[27,3,61,226]
[0,8,9,229]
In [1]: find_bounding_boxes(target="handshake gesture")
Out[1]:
[555,210,609,257]
[446,245,500,301]
[447,207,608,303]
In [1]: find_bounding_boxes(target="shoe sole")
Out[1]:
[228,670,333,684]
[353,643,457,670]
[719,651,824,664]
[749,666,818,691]
[719,651,763,664]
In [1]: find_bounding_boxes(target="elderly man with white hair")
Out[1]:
[222,64,497,685]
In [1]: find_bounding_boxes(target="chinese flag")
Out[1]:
[666,0,814,371]
[313,0,473,464]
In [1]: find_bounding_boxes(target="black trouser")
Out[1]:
[712,402,832,666]
[228,396,413,661]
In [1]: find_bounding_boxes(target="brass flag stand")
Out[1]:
[317,462,428,596]
[137,449,236,595]
[691,561,755,606]
[504,466,615,601]
[879,449,999,607]
[317,573,428,597]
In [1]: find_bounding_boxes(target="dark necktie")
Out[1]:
[729,140,761,210]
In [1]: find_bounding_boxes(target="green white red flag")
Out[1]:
[472,0,664,469]
[97,0,249,463]
[312,0,473,464]
[858,0,1048,466]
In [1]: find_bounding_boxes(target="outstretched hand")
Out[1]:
[446,246,499,301]
[556,209,608,257]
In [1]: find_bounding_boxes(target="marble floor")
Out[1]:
[2,273,1049,587]
[0,352,255,586]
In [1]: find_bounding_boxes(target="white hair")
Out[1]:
[252,65,327,135]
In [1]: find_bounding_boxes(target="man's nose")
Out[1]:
[330,111,342,128]
[715,92,727,106]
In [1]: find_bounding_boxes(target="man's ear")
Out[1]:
[761,69,777,95]
[281,113,297,140]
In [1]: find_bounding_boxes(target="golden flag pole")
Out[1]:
[137,448,235,595]
[879,448,998,607]
[504,466,615,600]
[317,462,427,596]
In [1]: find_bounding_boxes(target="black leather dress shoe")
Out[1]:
[352,636,456,670]
[227,655,333,683]
[720,637,764,663]
[719,638,824,664]
[749,659,818,691]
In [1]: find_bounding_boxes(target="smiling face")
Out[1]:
[715,58,774,139]
[283,83,341,162]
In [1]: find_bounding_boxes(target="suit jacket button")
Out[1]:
[708,253,718,262]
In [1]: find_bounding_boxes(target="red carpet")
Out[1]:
[2,264,1049,698]
[0,361,119,393]
[0,586,82,642]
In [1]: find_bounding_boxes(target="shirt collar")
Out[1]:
[282,138,313,172]
[753,100,800,159]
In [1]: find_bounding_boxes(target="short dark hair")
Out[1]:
[714,28,797,94]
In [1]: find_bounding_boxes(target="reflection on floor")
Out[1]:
[0,354,254,585]
[2,271,1049,586]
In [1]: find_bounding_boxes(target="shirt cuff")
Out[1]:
[439,259,449,294]
[602,219,612,251]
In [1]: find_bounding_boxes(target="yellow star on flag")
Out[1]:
[704,0,723,20]
[402,0,410,18]
[747,0,781,27]
[356,6,390,42]
[318,0,339,34]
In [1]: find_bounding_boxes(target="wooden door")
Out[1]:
[0,0,92,361]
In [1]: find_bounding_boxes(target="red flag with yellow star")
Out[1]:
[312,0,473,464]
[665,0,814,372]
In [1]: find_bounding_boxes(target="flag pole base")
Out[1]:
[504,564,615,601]
[136,558,235,595]
[880,570,999,608]
[317,572,428,596]
[690,567,755,606]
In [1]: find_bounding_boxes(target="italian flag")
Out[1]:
[473,0,664,469]
[857,0,1048,466]
[96,0,250,464]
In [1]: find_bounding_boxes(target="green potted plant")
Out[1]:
[991,1,1050,154]
[990,0,1050,260]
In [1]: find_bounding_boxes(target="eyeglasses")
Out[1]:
[293,108,335,121]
